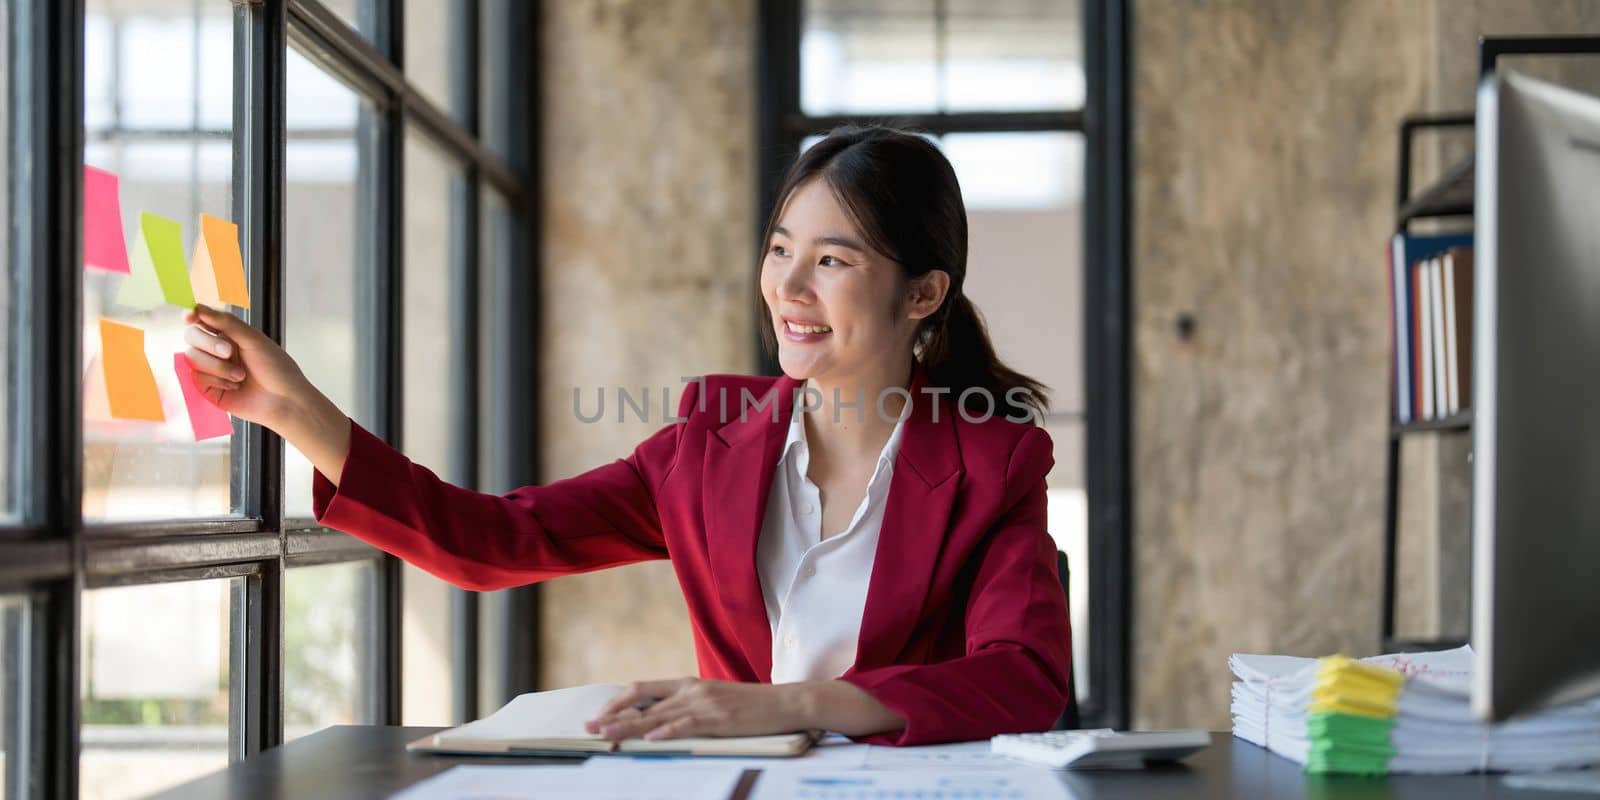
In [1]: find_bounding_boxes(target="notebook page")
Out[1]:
[435,683,624,742]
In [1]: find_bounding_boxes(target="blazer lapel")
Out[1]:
[703,373,797,681]
[850,361,964,671]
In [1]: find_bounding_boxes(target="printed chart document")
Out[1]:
[390,764,745,800]
[749,768,1069,800]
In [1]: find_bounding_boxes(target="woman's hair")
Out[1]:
[756,124,1051,423]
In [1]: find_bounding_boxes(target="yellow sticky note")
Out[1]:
[99,319,165,422]
[191,213,250,309]
[141,212,195,308]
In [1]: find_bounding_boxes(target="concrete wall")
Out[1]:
[1131,0,1600,729]
[536,0,757,689]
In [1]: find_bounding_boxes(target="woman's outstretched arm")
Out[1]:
[181,304,682,591]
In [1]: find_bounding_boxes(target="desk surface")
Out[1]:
[149,726,1592,800]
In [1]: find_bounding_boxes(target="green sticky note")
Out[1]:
[115,228,167,310]
[140,212,194,308]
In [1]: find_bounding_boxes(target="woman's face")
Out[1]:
[760,177,916,384]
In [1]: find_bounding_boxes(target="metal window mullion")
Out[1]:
[237,0,288,757]
[783,110,1084,137]
[500,0,541,701]
[368,0,405,729]
[755,0,802,378]
[1081,0,1131,732]
[24,0,88,793]
[447,0,482,726]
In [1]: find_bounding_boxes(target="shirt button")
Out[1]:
[799,501,815,515]
[805,565,816,577]
[785,636,797,648]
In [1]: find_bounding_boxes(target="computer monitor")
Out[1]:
[1471,70,1600,722]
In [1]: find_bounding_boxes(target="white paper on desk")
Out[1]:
[389,764,745,800]
[581,740,869,771]
[750,768,1070,800]
[861,740,1030,771]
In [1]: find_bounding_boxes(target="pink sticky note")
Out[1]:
[173,353,234,441]
[83,166,131,273]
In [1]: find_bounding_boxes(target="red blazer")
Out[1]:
[312,359,1073,746]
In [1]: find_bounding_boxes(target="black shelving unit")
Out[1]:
[1380,35,1600,653]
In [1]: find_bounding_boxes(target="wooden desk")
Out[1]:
[148,726,1593,799]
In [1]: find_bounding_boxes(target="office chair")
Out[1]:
[1052,549,1082,730]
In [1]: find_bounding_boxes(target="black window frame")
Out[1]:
[0,0,538,796]
[755,0,1132,730]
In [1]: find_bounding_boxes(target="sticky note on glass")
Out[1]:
[190,213,250,309]
[116,225,166,310]
[84,166,131,273]
[99,319,165,422]
[173,353,233,440]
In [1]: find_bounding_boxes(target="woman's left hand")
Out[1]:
[583,678,806,741]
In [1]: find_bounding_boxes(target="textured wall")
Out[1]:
[1132,0,1600,730]
[1131,0,1434,729]
[536,0,756,689]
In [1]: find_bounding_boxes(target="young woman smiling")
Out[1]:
[180,125,1072,746]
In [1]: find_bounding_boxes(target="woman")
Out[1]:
[181,125,1072,746]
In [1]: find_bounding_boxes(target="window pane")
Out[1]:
[942,0,1084,112]
[79,580,236,800]
[478,188,512,492]
[1044,416,1088,702]
[801,0,1083,115]
[940,131,1087,698]
[284,48,378,518]
[83,1,237,522]
[284,561,376,741]
[480,0,518,162]
[405,0,468,121]
[401,129,463,725]
[1,596,26,796]
[318,0,377,44]
[802,0,937,116]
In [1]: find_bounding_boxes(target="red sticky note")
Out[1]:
[173,353,234,441]
[84,166,131,273]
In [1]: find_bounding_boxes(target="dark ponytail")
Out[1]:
[757,124,1051,423]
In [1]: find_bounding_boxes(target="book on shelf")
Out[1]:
[1388,232,1472,425]
[1442,247,1474,415]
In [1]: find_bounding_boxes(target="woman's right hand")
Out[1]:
[182,304,311,430]
[182,304,354,484]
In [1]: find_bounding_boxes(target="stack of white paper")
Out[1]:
[1230,645,1600,775]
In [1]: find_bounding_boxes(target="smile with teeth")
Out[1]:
[787,321,832,334]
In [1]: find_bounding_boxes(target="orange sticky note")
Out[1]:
[83,166,130,273]
[190,213,250,309]
[173,353,233,440]
[99,319,165,422]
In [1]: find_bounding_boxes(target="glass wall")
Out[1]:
[0,596,24,796]
[283,48,375,519]
[400,128,465,725]
[284,562,376,742]
[0,0,530,792]
[78,580,237,800]
[82,0,237,521]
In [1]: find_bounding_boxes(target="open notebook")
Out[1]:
[406,683,817,757]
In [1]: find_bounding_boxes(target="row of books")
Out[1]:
[1389,232,1475,425]
[1231,645,1600,775]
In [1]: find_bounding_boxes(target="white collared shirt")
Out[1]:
[756,402,908,684]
